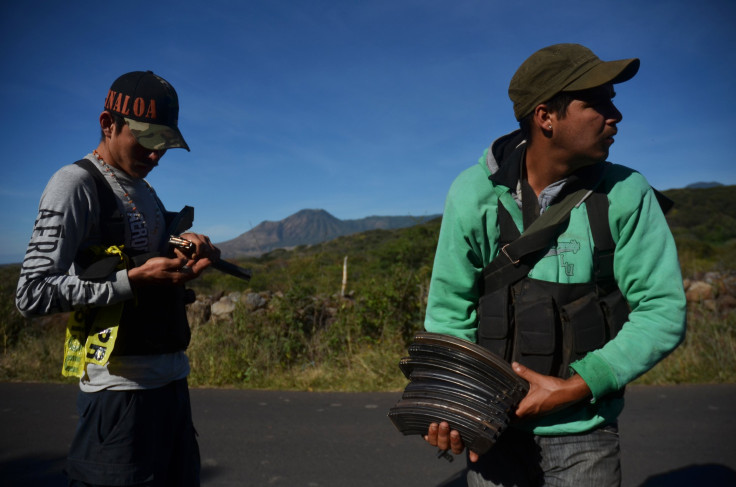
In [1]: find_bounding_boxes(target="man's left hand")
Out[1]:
[177,233,221,262]
[512,362,592,419]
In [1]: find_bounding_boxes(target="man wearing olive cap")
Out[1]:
[17,71,218,485]
[422,44,686,485]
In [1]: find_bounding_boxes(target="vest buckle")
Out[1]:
[501,244,520,265]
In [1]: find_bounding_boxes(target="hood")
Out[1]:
[486,129,526,176]
[486,129,528,193]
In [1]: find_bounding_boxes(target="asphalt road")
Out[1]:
[1,383,735,486]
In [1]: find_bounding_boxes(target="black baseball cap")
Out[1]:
[104,70,190,151]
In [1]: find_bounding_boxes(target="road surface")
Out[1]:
[1,383,735,486]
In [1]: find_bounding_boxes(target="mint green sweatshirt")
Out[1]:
[424,146,686,435]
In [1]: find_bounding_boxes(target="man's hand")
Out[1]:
[512,362,591,419]
[424,421,480,463]
[420,365,591,461]
[178,232,221,263]
[127,255,211,287]
[128,233,220,287]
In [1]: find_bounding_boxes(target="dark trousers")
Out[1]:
[65,378,200,487]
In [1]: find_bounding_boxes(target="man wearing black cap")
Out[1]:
[422,44,686,485]
[16,71,216,485]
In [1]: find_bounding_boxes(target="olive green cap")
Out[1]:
[508,43,640,121]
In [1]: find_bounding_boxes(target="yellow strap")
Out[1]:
[62,245,128,378]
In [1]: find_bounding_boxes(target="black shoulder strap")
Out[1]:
[497,203,520,247]
[586,184,674,292]
[482,187,592,294]
[74,158,125,242]
[481,162,611,294]
[73,159,129,279]
[583,191,618,293]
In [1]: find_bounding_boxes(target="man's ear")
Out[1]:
[532,104,555,136]
[533,104,552,130]
[99,111,114,138]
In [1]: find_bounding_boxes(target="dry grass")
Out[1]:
[3,306,734,390]
[634,307,736,385]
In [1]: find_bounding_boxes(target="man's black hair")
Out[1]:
[519,91,575,140]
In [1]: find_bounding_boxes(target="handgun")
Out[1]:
[169,236,252,281]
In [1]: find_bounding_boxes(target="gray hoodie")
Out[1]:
[16,154,189,391]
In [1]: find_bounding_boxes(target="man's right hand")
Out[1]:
[127,255,212,287]
[424,421,480,463]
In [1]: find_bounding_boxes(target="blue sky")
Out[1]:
[1,0,734,264]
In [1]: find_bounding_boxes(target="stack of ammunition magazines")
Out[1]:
[388,332,529,455]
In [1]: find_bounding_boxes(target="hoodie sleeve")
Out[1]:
[15,164,133,318]
[570,166,687,398]
[424,158,505,342]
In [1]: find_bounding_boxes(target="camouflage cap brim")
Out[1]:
[126,118,190,152]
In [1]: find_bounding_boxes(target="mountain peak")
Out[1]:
[685,182,724,189]
[285,209,340,224]
[291,208,334,217]
[216,209,441,258]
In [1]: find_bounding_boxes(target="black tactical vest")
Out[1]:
[476,187,630,379]
[73,158,191,356]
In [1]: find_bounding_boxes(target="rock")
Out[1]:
[211,297,236,320]
[717,294,736,311]
[244,292,267,311]
[227,292,241,303]
[686,281,715,302]
[704,299,718,312]
[720,274,736,296]
[703,272,720,284]
[187,299,211,325]
[212,290,225,302]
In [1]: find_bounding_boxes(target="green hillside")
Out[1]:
[662,185,736,274]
